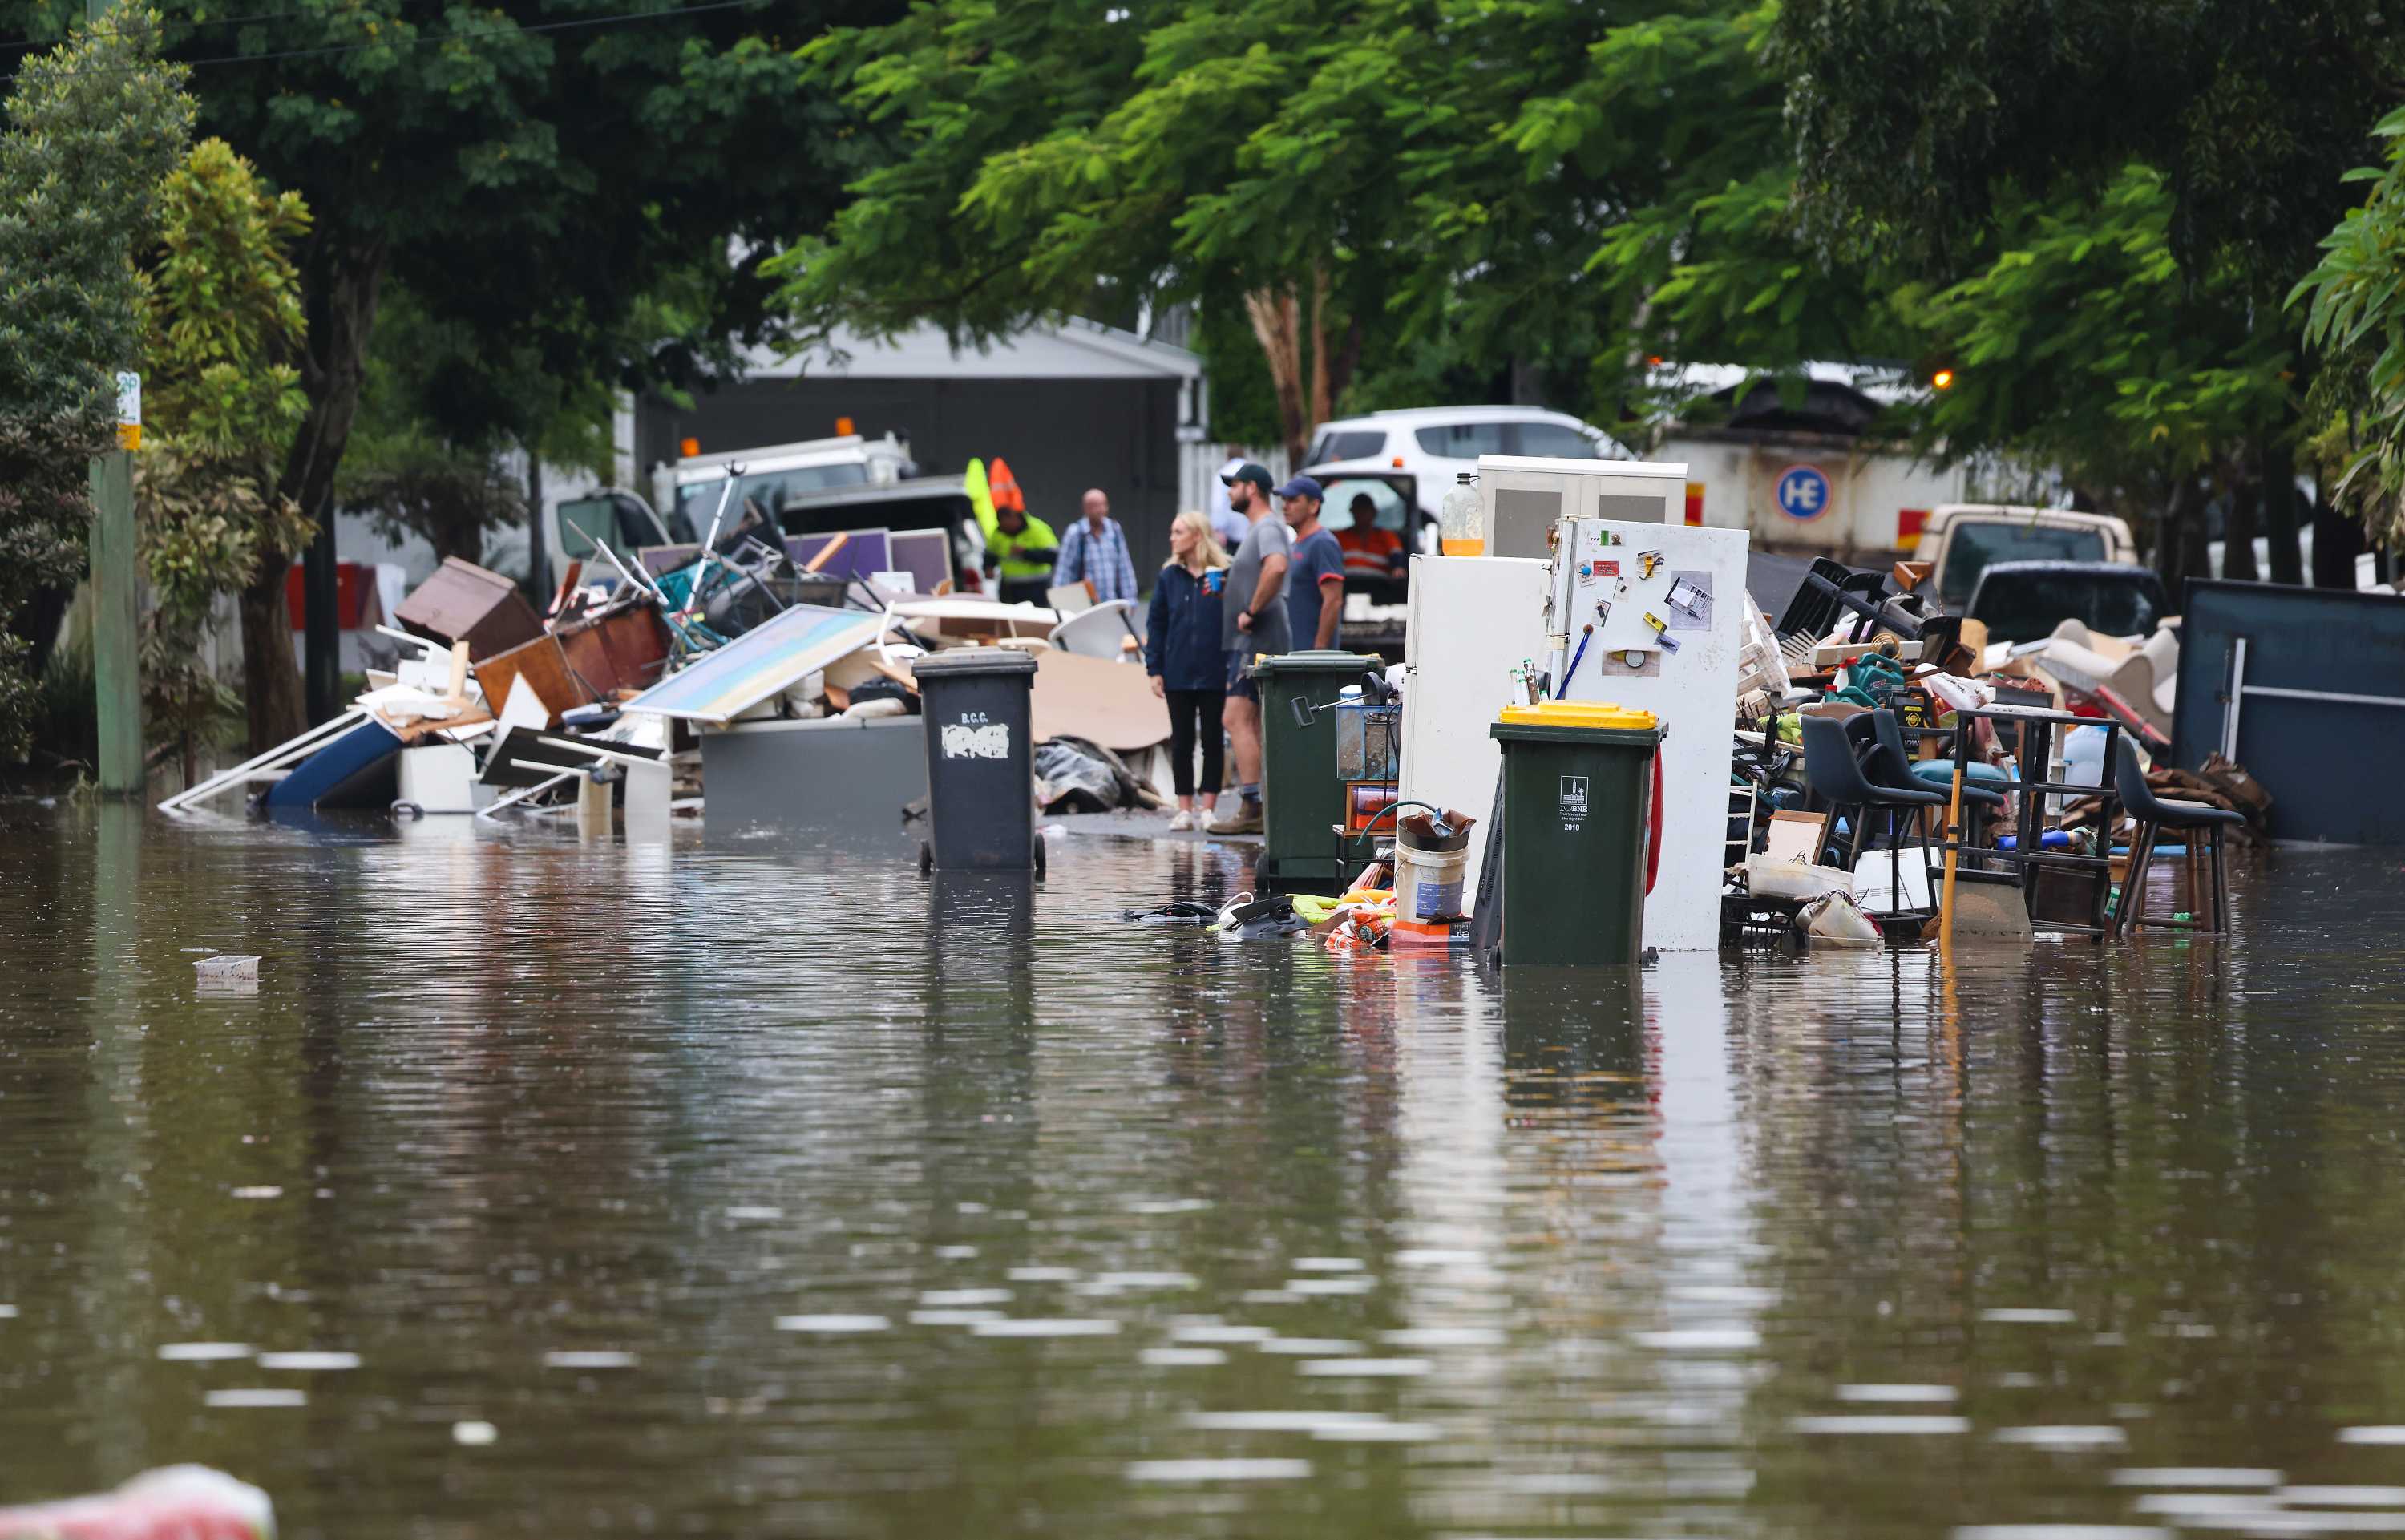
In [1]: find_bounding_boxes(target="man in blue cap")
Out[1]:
[1277,475,1347,652]
[1207,461,1291,836]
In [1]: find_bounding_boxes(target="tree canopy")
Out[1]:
[0,6,192,761]
[775,0,1891,459]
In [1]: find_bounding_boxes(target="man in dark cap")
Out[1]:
[1207,461,1291,836]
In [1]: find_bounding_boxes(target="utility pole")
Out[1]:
[87,0,143,797]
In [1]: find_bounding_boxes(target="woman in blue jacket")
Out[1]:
[1146,510,1231,831]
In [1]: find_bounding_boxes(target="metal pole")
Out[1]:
[87,0,142,794]
[302,518,340,724]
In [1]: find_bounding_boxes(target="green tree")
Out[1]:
[0,6,192,761]
[2,0,902,746]
[135,135,311,777]
[1774,0,2405,584]
[2293,107,2405,555]
[776,0,1880,463]
[1901,166,2294,591]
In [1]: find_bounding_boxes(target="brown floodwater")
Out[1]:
[5,804,2405,1539]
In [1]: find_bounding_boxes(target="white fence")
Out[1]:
[1175,441,1291,516]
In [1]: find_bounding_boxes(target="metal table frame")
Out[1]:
[1944,703,2124,940]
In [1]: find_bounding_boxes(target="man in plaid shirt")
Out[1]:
[1052,488,1141,604]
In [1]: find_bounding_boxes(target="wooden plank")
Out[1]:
[473,634,592,729]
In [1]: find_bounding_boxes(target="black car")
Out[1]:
[1964,560,2169,645]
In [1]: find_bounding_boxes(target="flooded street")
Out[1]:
[8,806,2405,1539]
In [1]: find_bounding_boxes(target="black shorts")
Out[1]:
[1225,648,1258,700]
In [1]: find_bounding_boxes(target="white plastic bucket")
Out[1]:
[1396,843,1469,923]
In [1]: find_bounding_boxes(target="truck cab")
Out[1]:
[1915,504,2140,609]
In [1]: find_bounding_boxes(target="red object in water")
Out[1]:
[1645,746,1663,895]
[0,1466,273,1540]
[284,560,374,630]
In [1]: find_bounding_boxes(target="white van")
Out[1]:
[1304,406,1633,547]
[550,432,914,573]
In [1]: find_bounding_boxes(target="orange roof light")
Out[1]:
[1932,369,1955,390]
[835,416,855,436]
[1392,455,1405,467]
[679,436,700,458]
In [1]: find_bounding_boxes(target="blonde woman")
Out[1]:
[1144,510,1231,831]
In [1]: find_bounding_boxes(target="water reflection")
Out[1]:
[3,820,2403,1540]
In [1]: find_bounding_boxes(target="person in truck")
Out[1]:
[1335,491,1406,583]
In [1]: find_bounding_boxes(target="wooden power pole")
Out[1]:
[88,0,143,798]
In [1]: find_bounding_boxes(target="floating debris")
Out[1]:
[1295,1357,1429,1378]
[1290,1258,1365,1272]
[2339,1429,2405,1445]
[452,1421,499,1447]
[725,1206,785,1222]
[1007,1267,1080,1283]
[1123,1459,1312,1483]
[1286,1277,1375,1296]
[1184,1412,1392,1434]
[159,1343,254,1362]
[229,1186,283,1201]
[774,1316,890,1333]
[1979,1308,2079,1324]
[204,1388,306,1409]
[1257,1338,1360,1356]
[1380,1327,1505,1348]
[256,1351,361,1372]
[918,1289,1013,1307]
[1138,1348,1227,1368]
[971,1318,1121,1338]
[1991,1426,2128,1450]
[1837,1384,1959,1403]
[1171,1323,1275,1345]
[1791,1415,1972,1436]
[542,1350,638,1368]
[1631,1328,1760,1351]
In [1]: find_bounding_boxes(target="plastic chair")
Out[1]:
[1048,599,1140,661]
[2108,737,2244,939]
[1800,711,1943,923]
[1869,709,2003,854]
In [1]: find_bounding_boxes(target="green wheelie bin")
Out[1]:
[1251,649,1388,892]
[1488,701,1661,964]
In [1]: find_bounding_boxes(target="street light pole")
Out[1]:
[87,0,143,798]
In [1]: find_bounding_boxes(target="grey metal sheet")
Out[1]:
[2173,579,2405,844]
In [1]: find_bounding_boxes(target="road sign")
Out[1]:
[115,371,141,450]
[1773,463,1829,522]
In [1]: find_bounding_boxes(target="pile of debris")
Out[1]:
[161,508,1174,834]
[1727,555,2274,948]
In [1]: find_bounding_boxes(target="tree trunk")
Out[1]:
[2223,468,2261,582]
[2261,438,2304,584]
[2311,483,2364,588]
[238,555,306,751]
[524,449,549,602]
[282,239,386,529]
[270,236,388,741]
[2156,476,2207,603]
[1244,286,1308,467]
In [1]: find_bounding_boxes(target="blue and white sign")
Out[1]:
[1774,463,1831,522]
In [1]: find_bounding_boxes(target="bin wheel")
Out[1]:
[918,839,932,875]
[1033,833,1047,879]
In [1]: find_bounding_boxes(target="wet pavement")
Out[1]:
[6,804,2405,1539]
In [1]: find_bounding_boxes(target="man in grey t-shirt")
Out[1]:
[1209,463,1291,835]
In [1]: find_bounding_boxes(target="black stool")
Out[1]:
[2108,737,2243,939]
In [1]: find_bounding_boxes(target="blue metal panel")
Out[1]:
[2173,580,2405,844]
